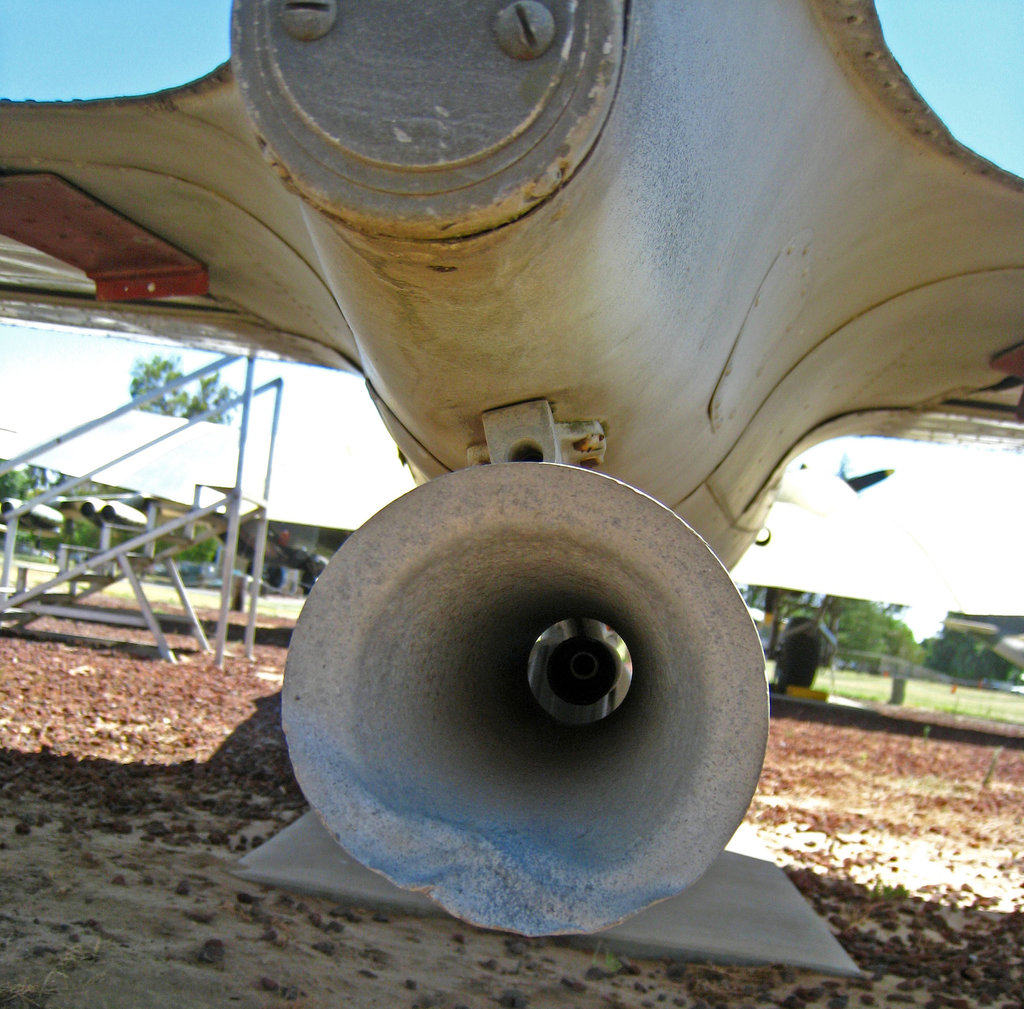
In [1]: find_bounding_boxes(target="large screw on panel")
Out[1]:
[280,0,338,41]
[494,1,556,60]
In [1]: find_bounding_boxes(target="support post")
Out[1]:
[167,558,211,653]
[117,554,175,662]
[145,500,159,558]
[1,516,17,603]
[244,377,283,659]
[215,356,257,667]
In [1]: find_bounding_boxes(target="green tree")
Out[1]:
[129,354,236,423]
[742,587,922,659]
[0,463,56,500]
[836,598,922,662]
[924,625,1015,683]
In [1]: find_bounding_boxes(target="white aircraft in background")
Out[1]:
[1,1,1022,936]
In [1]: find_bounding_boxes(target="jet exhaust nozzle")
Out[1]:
[284,463,767,936]
[98,500,148,527]
[1,497,64,530]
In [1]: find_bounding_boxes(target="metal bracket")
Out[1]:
[468,400,606,468]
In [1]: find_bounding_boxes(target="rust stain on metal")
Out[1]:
[991,341,1024,379]
[572,433,606,454]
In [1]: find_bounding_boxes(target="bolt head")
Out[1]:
[280,0,338,42]
[494,1,556,61]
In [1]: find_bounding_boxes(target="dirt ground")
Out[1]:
[1,619,1022,1009]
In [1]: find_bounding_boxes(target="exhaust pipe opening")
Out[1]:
[285,463,767,934]
[528,617,632,725]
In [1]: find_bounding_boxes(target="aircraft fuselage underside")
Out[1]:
[2,0,1023,936]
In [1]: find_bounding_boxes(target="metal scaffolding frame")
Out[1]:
[0,355,282,664]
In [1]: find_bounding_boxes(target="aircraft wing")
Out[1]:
[944,616,1024,671]
[0,67,356,371]
[729,468,965,610]
[732,465,1024,617]
[2,2,1022,569]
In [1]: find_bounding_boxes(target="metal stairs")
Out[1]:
[1,356,281,663]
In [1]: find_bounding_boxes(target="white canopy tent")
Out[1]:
[0,397,414,533]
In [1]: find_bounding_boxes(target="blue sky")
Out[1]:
[0,0,1020,175]
[0,1,231,101]
[1,1,1022,638]
[876,0,1023,177]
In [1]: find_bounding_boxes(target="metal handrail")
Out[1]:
[0,376,280,522]
[1,356,281,665]
[0,354,239,478]
[3,495,234,610]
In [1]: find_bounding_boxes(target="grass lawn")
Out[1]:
[813,666,1024,726]
[11,558,1024,726]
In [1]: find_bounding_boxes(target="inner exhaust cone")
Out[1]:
[528,617,632,724]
